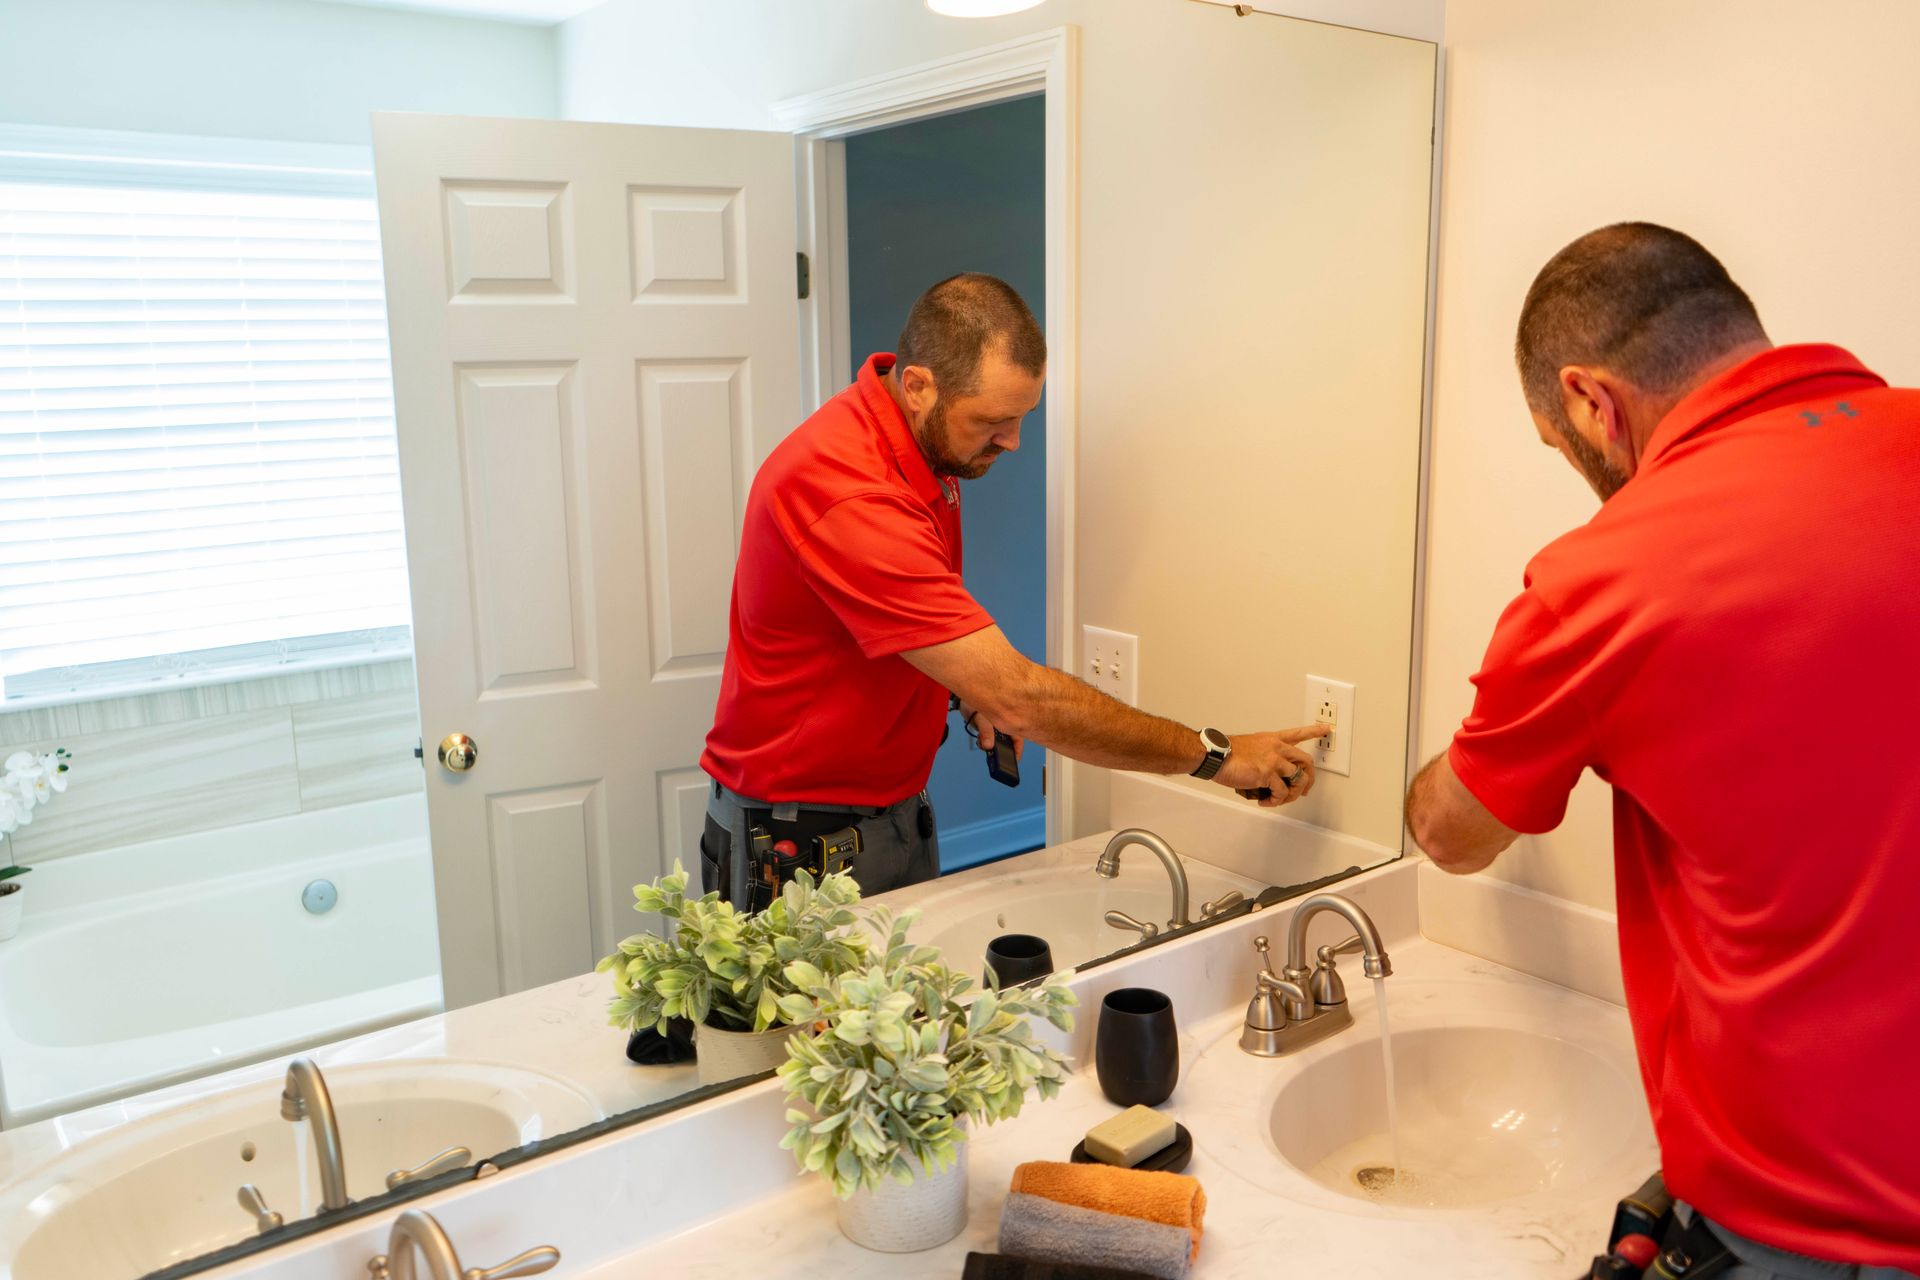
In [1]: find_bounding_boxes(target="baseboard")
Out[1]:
[938,806,1046,872]
[1415,860,1625,1006]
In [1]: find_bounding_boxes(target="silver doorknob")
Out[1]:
[437,734,478,772]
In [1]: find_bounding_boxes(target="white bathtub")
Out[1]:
[0,796,442,1128]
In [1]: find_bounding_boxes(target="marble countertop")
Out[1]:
[573,939,1653,1280]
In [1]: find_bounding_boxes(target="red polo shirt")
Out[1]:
[1450,345,1920,1265]
[701,354,992,806]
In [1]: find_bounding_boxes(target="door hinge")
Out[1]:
[796,251,812,300]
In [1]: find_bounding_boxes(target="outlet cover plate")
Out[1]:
[1082,626,1139,707]
[1303,674,1355,777]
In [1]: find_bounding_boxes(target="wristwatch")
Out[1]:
[1190,727,1231,781]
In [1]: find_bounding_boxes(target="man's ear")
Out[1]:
[896,363,938,415]
[1560,365,1626,446]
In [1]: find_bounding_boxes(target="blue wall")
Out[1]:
[843,95,1047,871]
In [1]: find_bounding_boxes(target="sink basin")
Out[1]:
[0,1059,602,1280]
[1187,966,1657,1215]
[1273,1023,1644,1208]
[909,858,1262,976]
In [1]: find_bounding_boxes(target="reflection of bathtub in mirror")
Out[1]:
[0,796,441,1128]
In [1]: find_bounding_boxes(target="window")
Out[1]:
[0,127,411,702]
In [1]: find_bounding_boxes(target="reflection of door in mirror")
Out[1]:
[375,113,806,1012]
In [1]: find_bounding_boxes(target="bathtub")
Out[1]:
[0,795,443,1128]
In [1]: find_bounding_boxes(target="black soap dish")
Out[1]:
[1068,1122,1193,1174]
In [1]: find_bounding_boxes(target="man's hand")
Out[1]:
[1404,750,1520,872]
[957,700,1026,760]
[1215,726,1328,807]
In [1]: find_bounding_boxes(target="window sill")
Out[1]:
[0,629,415,713]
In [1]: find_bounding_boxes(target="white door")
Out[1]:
[373,113,803,1008]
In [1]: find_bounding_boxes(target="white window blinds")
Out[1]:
[0,133,411,693]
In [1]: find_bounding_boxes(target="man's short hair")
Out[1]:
[896,273,1046,398]
[1517,223,1767,426]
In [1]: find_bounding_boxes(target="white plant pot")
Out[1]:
[0,883,22,942]
[836,1133,970,1253]
[693,1021,802,1087]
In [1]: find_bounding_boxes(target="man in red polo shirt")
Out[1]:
[699,273,1327,909]
[1406,224,1920,1273]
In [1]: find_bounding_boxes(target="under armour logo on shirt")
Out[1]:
[942,479,959,508]
[1800,401,1862,427]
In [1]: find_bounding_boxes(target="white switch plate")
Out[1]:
[1082,625,1139,707]
[1303,675,1355,777]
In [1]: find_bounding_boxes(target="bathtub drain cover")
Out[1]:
[302,879,339,915]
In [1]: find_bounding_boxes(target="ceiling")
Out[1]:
[305,0,608,25]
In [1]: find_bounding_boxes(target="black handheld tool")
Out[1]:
[986,734,1020,788]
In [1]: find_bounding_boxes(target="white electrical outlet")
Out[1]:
[1302,675,1356,777]
[1082,625,1139,707]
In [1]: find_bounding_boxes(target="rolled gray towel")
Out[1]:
[997,1193,1192,1280]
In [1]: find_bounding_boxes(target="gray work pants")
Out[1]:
[1679,1203,1918,1280]
[699,777,940,909]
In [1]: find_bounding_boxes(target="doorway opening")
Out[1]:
[842,96,1047,872]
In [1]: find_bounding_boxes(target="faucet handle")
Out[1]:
[237,1184,283,1233]
[1104,909,1159,940]
[1200,890,1246,919]
[386,1145,473,1190]
[1316,933,1367,966]
[466,1244,561,1280]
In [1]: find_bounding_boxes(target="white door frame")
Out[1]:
[773,27,1081,848]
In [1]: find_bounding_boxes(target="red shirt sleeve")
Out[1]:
[793,492,993,659]
[1449,584,1605,834]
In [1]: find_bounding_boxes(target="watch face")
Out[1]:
[1201,727,1230,755]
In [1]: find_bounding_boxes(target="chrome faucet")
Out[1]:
[280,1057,351,1212]
[367,1208,560,1280]
[1240,892,1392,1056]
[1096,829,1246,941]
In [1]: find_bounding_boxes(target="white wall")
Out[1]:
[557,0,1438,861]
[0,0,558,146]
[1424,0,1920,910]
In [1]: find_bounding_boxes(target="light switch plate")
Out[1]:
[1082,625,1139,707]
[1303,675,1355,777]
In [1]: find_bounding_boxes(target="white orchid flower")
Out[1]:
[0,795,20,836]
[3,752,31,773]
[37,753,66,792]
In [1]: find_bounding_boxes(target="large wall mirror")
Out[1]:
[0,3,1435,1277]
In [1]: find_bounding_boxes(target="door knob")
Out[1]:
[436,733,478,772]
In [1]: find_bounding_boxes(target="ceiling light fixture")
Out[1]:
[925,0,1047,16]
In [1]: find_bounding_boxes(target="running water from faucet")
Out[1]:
[1374,975,1401,1182]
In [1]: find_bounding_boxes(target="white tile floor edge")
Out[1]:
[190,859,1425,1279]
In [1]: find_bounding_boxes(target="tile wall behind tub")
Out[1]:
[0,660,424,861]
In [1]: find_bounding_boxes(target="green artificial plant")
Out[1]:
[598,862,869,1034]
[775,907,1077,1198]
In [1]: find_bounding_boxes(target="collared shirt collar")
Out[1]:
[1641,343,1885,470]
[856,353,956,510]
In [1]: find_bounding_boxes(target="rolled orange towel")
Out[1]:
[1008,1162,1206,1262]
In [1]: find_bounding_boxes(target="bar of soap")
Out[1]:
[1083,1105,1177,1167]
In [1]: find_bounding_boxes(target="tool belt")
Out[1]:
[700,807,863,914]
[1580,1171,1736,1279]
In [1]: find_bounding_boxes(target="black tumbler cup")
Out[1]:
[984,933,1054,988]
[1095,987,1179,1106]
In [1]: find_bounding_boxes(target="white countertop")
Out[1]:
[575,940,1651,1280]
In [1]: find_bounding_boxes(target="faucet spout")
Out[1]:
[280,1057,350,1212]
[1094,829,1192,930]
[1283,892,1391,982]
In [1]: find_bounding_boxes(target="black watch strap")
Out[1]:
[1190,729,1229,781]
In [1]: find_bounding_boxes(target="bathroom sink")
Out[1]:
[1187,964,1658,1215]
[0,1060,601,1280]
[909,857,1262,976]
